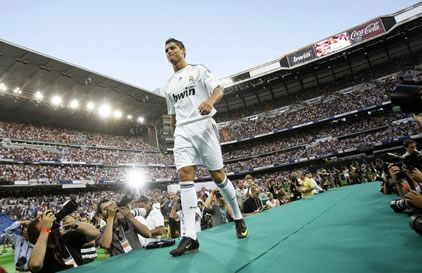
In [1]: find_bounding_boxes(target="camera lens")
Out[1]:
[410,215,422,235]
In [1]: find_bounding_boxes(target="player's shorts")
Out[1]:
[173,117,223,172]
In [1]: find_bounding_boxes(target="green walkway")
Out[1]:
[68,183,422,273]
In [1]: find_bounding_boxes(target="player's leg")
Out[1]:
[170,131,200,256]
[194,119,248,238]
[209,169,248,238]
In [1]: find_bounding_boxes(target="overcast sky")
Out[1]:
[0,0,420,91]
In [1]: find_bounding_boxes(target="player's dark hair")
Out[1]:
[165,38,186,57]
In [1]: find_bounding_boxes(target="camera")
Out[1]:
[383,153,421,191]
[410,214,422,235]
[215,192,223,199]
[117,192,135,207]
[390,70,422,113]
[16,256,27,270]
[52,199,78,229]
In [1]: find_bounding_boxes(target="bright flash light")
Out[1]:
[70,99,80,109]
[137,117,144,124]
[13,87,22,94]
[114,110,122,119]
[51,95,62,106]
[127,169,144,188]
[127,114,133,120]
[34,91,43,100]
[0,83,7,92]
[86,102,95,111]
[98,104,111,118]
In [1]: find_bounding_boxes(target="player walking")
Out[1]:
[164,38,248,257]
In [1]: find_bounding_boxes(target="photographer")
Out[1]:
[27,210,100,272]
[204,189,234,228]
[133,196,164,247]
[295,171,315,199]
[97,200,151,257]
[288,172,302,201]
[406,190,422,209]
[4,219,33,273]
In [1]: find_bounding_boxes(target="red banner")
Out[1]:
[348,19,385,44]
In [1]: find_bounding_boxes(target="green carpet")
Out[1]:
[63,183,422,273]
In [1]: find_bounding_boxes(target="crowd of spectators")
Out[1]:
[0,164,178,183]
[214,56,416,124]
[222,111,409,160]
[0,116,418,183]
[0,146,173,166]
[220,78,396,141]
[0,120,157,151]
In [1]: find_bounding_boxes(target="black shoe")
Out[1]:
[235,218,248,239]
[169,237,199,257]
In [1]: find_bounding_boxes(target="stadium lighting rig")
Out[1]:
[0,83,7,92]
[34,91,44,101]
[113,110,123,119]
[86,102,95,111]
[98,103,112,118]
[127,169,145,189]
[51,95,62,106]
[70,99,80,109]
[13,87,22,94]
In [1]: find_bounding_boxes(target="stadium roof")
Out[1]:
[221,2,422,89]
[0,39,167,128]
[215,2,422,113]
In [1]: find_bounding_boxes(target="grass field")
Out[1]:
[0,246,106,273]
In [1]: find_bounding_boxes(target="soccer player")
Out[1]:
[164,38,248,257]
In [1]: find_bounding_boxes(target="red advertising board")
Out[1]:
[348,18,386,44]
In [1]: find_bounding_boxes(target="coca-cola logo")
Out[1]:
[349,20,385,43]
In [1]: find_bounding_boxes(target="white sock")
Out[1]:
[217,176,243,220]
[180,181,197,240]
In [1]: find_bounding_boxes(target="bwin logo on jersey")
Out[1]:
[173,87,195,102]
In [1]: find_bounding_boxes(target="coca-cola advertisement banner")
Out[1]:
[314,32,351,58]
[287,46,317,67]
[349,18,385,44]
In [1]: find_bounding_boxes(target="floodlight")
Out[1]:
[13,87,22,94]
[127,169,145,188]
[0,83,7,92]
[98,104,111,118]
[34,91,44,100]
[70,99,80,109]
[51,95,62,106]
[114,110,122,119]
[87,102,95,111]
[137,117,144,124]
[127,114,133,120]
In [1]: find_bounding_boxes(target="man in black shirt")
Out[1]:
[242,186,265,216]
[27,211,100,273]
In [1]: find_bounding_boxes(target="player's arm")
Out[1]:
[170,114,176,132]
[198,86,223,115]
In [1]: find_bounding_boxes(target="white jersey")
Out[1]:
[164,64,222,126]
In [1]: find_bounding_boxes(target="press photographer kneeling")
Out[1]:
[27,200,100,273]
[387,148,422,235]
[97,193,151,257]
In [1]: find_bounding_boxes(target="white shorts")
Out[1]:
[173,118,224,172]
